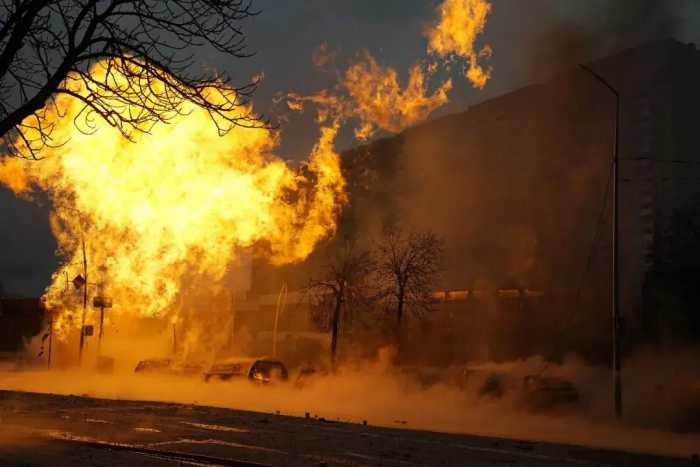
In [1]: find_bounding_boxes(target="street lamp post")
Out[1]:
[579,63,622,419]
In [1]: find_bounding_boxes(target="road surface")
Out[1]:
[0,390,693,466]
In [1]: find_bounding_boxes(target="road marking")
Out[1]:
[150,438,286,455]
[181,421,249,433]
[45,431,273,467]
[134,427,161,433]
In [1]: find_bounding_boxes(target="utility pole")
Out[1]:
[272,283,287,357]
[91,294,112,358]
[78,238,88,364]
[47,313,53,369]
[229,291,237,351]
[579,64,622,419]
[97,302,105,356]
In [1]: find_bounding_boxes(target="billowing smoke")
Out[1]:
[488,0,696,88]
[2,346,700,457]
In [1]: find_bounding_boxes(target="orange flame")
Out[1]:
[287,0,493,140]
[427,0,493,89]
[0,60,346,339]
[344,53,452,140]
[288,51,452,141]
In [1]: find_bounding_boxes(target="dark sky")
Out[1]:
[1,0,699,296]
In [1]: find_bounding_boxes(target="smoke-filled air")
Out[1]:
[2,1,700,466]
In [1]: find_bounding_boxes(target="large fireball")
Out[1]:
[0,60,346,338]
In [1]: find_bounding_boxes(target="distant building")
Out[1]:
[592,39,700,342]
[250,39,700,360]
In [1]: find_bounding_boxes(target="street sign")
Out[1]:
[92,296,113,308]
[82,325,93,336]
[72,274,86,290]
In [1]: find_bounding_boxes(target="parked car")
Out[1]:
[460,366,580,409]
[520,374,580,408]
[134,358,204,377]
[460,366,514,397]
[134,358,172,373]
[203,357,288,384]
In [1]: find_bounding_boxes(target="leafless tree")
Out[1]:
[307,241,374,366]
[0,0,265,159]
[376,227,444,328]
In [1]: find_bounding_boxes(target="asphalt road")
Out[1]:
[0,390,694,467]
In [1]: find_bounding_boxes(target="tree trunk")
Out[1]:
[330,293,342,368]
[397,289,405,327]
[395,290,405,358]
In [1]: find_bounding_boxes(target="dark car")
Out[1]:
[134,358,204,377]
[203,357,288,384]
[134,358,172,373]
[521,374,580,408]
[460,367,513,398]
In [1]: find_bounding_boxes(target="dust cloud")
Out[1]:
[2,338,700,459]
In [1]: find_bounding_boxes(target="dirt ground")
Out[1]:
[0,390,694,467]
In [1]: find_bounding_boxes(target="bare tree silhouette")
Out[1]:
[307,241,374,367]
[376,227,444,328]
[0,0,265,158]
